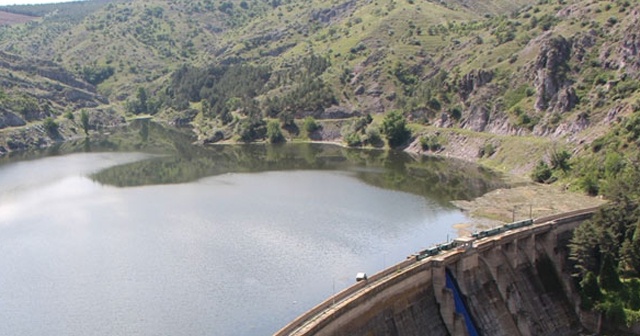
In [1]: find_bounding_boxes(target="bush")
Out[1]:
[580,271,601,310]
[303,116,320,134]
[580,171,600,196]
[420,135,441,151]
[82,65,115,85]
[43,117,59,137]
[448,106,462,121]
[381,110,411,147]
[344,132,362,147]
[364,125,383,146]
[80,110,90,136]
[266,120,285,143]
[599,298,626,325]
[550,149,572,172]
[478,143,496,158]
[531,160,552,183]
[352,115,372,132]
[236,117,266,142]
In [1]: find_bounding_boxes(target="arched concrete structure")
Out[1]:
[275,208,599,336]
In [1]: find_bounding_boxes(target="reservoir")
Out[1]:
[0,121,503,335]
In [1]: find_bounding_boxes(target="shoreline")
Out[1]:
[1,118,605,228]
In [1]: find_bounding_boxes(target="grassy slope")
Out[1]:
[0,0,639,180]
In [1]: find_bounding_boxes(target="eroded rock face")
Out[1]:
[571,30,597,63]
[534,36,572,111]
[553,112,590,138]
[461,104,490,132]
[315,105,360,119]
[0,110,26,129]
[553,86,579,113]
[619,19,640,79]
[458,69,494,100]
[309,0,356,24]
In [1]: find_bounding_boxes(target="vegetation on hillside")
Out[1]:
[0,0,638,159]
[0,0,638,174]
[570,159,640,328]
[1,1,640,168]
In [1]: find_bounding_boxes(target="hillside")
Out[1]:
[0,10,36,25]
[0,0,639,180]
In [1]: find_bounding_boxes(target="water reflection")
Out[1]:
[83,120,505,205]
[0,120,507,336]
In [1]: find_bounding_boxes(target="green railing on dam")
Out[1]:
[274,206,599,336]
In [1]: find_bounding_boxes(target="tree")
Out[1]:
[43,117,59,137]
[381,110,411,148]
[600,254,622,291]
[80,110,90,136]
[531,160,553,183]
[236,117,265,142]
[266,120,285,143]
[136,87,148,113]
[579,271,601,310]
[550,149,572,172]
[303,116,320,134]
[570,218,603,278]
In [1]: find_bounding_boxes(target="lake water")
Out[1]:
[0,122,503,335]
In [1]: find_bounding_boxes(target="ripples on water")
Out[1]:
[0,121,504,335]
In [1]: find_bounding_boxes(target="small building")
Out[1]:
[455,236,475,251]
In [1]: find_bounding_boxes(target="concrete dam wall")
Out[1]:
[276,209,597,336]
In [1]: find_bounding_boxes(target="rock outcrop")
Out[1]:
[534,36,573,112]
[309,0,357,24]
[618,18,640,79]
[458,69,494,101]
[0,110,26,129]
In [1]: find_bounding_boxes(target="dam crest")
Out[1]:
[276,208,600,336]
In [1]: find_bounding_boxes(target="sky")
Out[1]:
[0,0,82,5]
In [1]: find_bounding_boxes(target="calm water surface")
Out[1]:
[0,122,503,335]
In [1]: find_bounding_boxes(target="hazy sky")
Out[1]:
[0,0,81,5]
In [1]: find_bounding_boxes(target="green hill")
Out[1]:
[0,0,639,184]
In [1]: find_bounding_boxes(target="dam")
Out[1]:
[275,208,600,336]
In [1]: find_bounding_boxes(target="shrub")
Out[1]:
[420,135,442,151]
[364,125,383,146]
[579,272,601,310]
[80,110,90,136]
[302,116,320,134]
[550,149,572,172]
[236,117,266,142]
[448,106,462,120]
[344,132,362,147]
[531,160,552,183]
[266,120,285,143]
[579,171,600,196]
[82,65,115,85]
[43,117,59,136]
[478,143,496,158]
[381,110,411,147]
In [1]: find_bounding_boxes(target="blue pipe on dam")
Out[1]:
[445,268,480,336]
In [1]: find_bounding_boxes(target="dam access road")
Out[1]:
[276,207,600,336]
